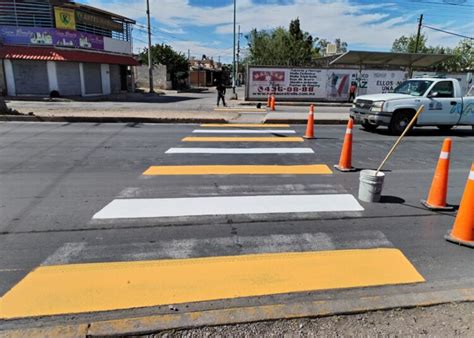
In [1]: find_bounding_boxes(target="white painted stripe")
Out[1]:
[41,242,87,266]
[346,128,353,134]
[469,171,474,180]
[439,151,450,159]
[192,129,296,134]
[165,148,315,154]
[40,231,392,264]
[93,194,364,219]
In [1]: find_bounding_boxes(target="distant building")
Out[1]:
[0,0,138,97]
[189,56,223,87]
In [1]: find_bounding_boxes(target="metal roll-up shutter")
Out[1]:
[56,62,81,96]
[109,64,121,94]
[12,60,49,95]
[83,63,102,95]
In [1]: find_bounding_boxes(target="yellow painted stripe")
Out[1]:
[201,124,290,128]
[143,164,333,175]
[182,137,304,142]
[0,249,424,319]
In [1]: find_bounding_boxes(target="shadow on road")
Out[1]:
[364,127,474,138]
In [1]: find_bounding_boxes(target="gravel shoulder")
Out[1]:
[152,302,474,337]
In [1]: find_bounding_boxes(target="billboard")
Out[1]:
[247,67,328,100]
[0,26,104,50]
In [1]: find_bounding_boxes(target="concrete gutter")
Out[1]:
[0,115,227,124]
[2,287,473,337]
[0,114,350,125]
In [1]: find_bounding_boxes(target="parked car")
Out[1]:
[350,77,474,135]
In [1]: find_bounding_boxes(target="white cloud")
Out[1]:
[88,0,467,55]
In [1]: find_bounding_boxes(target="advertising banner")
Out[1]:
[54,7,76,30]
[247,67,328,100]
[0,26,104,50]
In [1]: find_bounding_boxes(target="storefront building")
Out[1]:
[0,0,138,96]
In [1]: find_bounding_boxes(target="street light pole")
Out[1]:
[232,0,236,97]
[146,0,154,93]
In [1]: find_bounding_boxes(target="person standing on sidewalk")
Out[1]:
[216,82,227,107]
[349,82,357,102]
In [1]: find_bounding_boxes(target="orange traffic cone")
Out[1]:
[445,163,474,248]
[270,95,276,111]
[334,119,356,172]
[421,138,454,210]
[303,104,315,139]
[266,94,271,108]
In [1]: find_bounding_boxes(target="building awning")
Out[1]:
[0,46,139,65]
[330,50,454,68]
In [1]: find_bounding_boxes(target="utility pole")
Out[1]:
[188,49,190,60]
[414,14,423,54]
[236,25,240,87]
[232,0,237,98]
[146,0,154,93]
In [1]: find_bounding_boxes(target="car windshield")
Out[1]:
[393,80,433,96]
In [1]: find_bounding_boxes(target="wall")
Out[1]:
[246,66,473,101]
[134,64,169,90]
[104,37,132,54]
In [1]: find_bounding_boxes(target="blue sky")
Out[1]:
[85,0,473,62]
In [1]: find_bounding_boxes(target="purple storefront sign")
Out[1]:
[0,26,104,50]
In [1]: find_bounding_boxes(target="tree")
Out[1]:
[391,34,473,71]
[139,43,189,87]
[391,33,428,53]
[246,18,317,66]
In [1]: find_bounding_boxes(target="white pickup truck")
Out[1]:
[350,77,474,135]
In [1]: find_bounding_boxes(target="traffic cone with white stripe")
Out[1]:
[303,104,315,139]
[421,138,454,210]
[445,163,474,248]
[334,119,356,172]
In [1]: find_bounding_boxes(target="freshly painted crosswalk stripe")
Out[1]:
[165,148,314,154]
[93,194,363,219]
[201,124,289,128]
[182,137,304,142]
[0,248,424,319]
[143,164,332,175]
[192,129,296,134]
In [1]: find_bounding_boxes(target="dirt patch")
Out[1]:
[151,302,473,337]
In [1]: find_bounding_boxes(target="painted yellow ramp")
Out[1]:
[182,137,304,142]
[143,164,333,175]
[0,249,424,319]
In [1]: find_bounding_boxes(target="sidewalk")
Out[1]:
[1,100,350,124]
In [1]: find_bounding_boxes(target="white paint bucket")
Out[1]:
[358,170,385,203]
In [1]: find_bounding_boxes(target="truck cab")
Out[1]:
[350,77,474,135]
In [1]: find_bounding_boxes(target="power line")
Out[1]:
[423,24,474,39]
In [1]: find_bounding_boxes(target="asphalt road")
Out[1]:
[1,122,473,331]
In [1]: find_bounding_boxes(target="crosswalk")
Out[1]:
[0,123,425,320]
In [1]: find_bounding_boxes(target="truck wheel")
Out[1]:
[437,125,454,131]
[361,121,378,132]
[389,111,414,136]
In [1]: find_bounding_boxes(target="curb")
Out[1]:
[0,115,227,124]
[265,119,355,125]
[2,287,473,337]
[240,102,352,108]
[0,115,352,125]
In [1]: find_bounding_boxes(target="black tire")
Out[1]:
[361,121,378,132]
[437,125,454,131]
[389,111,414,135]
